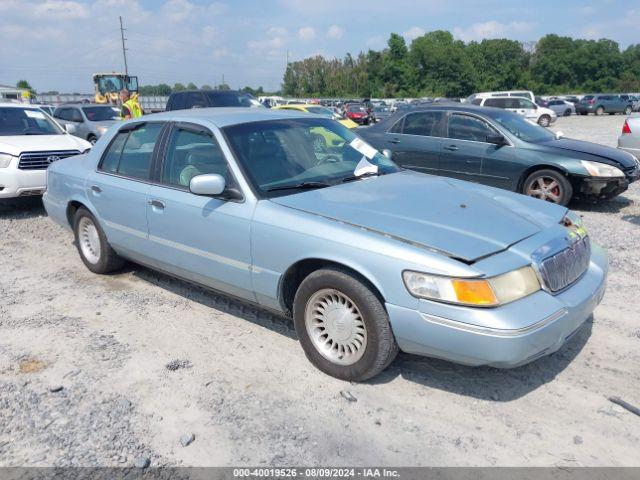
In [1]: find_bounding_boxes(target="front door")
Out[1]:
[145,123,254,300]
[86,122,165,256]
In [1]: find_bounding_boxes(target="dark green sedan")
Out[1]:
[359,105,640,205]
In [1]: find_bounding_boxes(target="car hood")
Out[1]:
[270,170,566,262]
[0,134,91,156]
[539,138,637,168]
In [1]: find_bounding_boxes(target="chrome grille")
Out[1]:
[18,150,80,170]
[539,236,591,292]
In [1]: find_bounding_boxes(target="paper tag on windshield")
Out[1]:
[25,110,46,120]
[354,156,379,177]
[349,137,378,160]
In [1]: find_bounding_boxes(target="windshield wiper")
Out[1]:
[341,171,381,183]
[266,181,331,192]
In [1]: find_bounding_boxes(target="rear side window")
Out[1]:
[484,98,507,108]
[168,93,187,110]
[100,123,163,179]
[471,98,482,105]
[54,108,70,120]
[401,112,444,137]
[204,91,253,107]
[186,92,207,109]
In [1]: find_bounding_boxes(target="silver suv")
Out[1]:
[53,104,120,144]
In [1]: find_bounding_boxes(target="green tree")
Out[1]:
[186,82,198,90]
[172,83,186,92]
[16,79,35,93]
[467,39,529,91]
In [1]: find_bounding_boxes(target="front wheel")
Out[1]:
[522,169,573,206]
[538,114,551,127]
[624,106,632,115]
[293,268,398,381]
[564,109,572,117]
[73,208,124,274]
[87,135,98,145]
[595,106,605,116]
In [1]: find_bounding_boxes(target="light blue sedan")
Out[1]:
[43,108,608,381]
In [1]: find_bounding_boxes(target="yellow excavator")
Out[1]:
[93,73,139,104]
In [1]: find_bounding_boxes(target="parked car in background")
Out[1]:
[618,115,640,160]
[471,95,557,127]
[165,90,262,111]
[0,104,91,199]
[546,99,575,117]
[535,96,549,108]
[576,95,633,116]
[372,105,392,122]
[272,103,358,129]
[359,105,639,205]
[467,90,535,103]
[562,96,580,105]
[620,94,640,112]
[343,103,371,125]
[43,108,607,381]
[54,104,120,144]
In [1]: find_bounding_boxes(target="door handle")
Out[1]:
[90,185,102,193]
[388,138,400,144]
[148,199,165,210]
[443,145,459,151]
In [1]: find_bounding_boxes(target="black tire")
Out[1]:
[522,169,573,206]
[73,208,124,274]
[624,106,632,115]
[293,268,398,381]
[563,109,572,117]
[87,135,98,145]
[580,111,588,116]
[595,106,605,116]
[538,114,551,127]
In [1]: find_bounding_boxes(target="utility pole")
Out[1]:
[119,16,129,75]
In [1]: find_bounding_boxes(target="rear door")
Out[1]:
[144,122,254,300]
[382,111,445,174]
[86,122,166,256]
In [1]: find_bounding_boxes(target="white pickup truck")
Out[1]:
[0,104,91,199]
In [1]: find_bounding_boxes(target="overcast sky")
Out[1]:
[1,0,638,93]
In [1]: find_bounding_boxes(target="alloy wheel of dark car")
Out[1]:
[537,115,551,127]
[293,267,398,381]
[523,169,573,206]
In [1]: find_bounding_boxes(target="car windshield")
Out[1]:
[82,106,120,121]
[305,106,335,117]
[374,106,389,112]
[348,105,366,112]
[490,111,556,143]
[224,118,400,197]
[0,107,64,136]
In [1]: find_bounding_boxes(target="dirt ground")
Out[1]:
[1,115,639,467]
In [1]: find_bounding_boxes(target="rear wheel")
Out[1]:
[595,106,605,116]
[293,268,398,381]
[563,109,572,117]
[522,169,573,206]
[538,114,551,127]
[73,208,124,274]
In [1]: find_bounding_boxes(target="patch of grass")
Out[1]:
[19,359,47,374]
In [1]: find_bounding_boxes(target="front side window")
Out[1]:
[0,107,63,136]
[100,123,163,179]
[490,111,555,143]
[484,98,506,108]
[517,99,535,109]
[224,118,399,197]
[82,106,120,121]
[161,128,230,188]
[448,114,497,142]
[401,112,444,137]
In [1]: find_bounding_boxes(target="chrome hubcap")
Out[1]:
[305,289,367,366]
[78,217,101,264]
[526,176,562,203]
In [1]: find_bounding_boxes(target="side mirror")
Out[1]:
[381,149,393,159]
[64,124,77,134]
[486,134,507,146]
[190,174,226,196]
[555,131,564,140]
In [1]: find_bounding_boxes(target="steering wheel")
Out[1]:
[315,154,341,166]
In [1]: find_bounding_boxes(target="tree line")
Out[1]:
[138,83,266,96]
[282,31,640,98]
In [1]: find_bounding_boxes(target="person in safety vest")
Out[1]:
[119,89,143,119]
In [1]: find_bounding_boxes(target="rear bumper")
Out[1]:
[617,137,640,160]
[0,168,47,199]
[387,245,608,368]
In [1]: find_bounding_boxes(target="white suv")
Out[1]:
[0,104,91,199]
[470,95,557,127]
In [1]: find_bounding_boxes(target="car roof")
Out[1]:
[170,90,244,95]
[55,104,115,108]
[142,106,313,128]
[0,103,45,109]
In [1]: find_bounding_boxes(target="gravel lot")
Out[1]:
[1,115,639,467]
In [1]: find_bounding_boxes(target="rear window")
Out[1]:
[582,95,594,101]
[204,91,254,107]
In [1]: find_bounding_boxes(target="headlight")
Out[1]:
[402,266,540,307]
[562,211,588,237]
[0,153,16,168]
[580,160,624,177]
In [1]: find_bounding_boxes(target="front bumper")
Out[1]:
[574,175,633,200]
[0,167,47,199]
[387,245,608,368]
